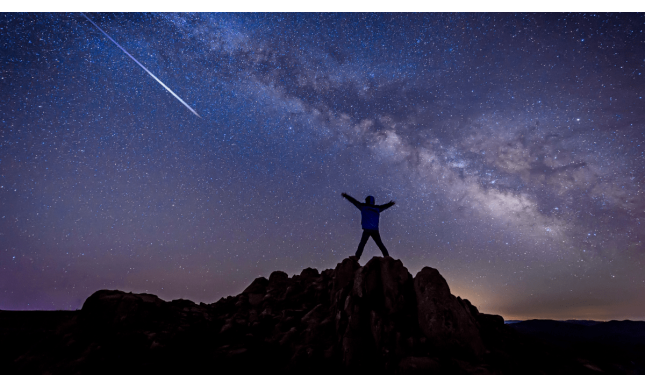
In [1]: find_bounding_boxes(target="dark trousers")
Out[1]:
[355,229,389,258]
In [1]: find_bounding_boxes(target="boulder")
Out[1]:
[300,267,320,279]
[266,271,290,301]
[243,277,269,294]
[414,267,485,357]
[243,277,269,306]
[268,271,289,286]
[81,290,165,329]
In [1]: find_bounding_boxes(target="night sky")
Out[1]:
[1,12,644,321]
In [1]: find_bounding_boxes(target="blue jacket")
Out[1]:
[343,194,395,230]
[359,204,382,230]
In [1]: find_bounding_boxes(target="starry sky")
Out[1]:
[1,12,644,320]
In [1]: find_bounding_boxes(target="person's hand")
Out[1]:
[388,200,396,206]
[341,192,349,198]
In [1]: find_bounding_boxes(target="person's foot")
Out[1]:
[349,255,360,262]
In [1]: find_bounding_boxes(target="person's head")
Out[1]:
[365,196,375,205]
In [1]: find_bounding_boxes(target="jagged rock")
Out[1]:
[321,268,334,281]
[330,257,360,310]
[301,303,326,326]
[280,327,298,347]
[336,257,418,371]
[414,267,485,357]
[300,303,329,344]
[265,271,290,302]
[243,277,268,306]
[243,277,269,294]
[170,299,196,309]
[15,255,633,374]
[268,271,289,286]
[300,267,320,279]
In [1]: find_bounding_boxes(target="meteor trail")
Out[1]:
[81,13,201,118]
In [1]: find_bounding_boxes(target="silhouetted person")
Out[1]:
[342,192,395,261]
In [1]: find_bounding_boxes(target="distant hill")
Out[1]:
[1,256,644,374]
[562,320,604,326]
[511,319,645,354]
[506,319,605,325]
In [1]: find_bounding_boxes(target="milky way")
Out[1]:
[1,13,644,320]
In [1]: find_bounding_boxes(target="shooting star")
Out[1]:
[81,13,201,118]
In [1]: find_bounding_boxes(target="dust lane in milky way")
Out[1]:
[1,13,644,320]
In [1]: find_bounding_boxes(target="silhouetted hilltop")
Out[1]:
[562,320,604,326]
[511,319,645,370]
[1,256,644,374]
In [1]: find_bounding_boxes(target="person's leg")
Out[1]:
[355,230,371,258]
[370,230,390,257]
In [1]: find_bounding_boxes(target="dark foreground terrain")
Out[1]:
[2,256,644,374]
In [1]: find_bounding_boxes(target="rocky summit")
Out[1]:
[2,256,641,374]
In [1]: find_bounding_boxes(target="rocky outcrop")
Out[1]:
[414,267,485,357]
[336,257,418,371]
[6,255,623,374]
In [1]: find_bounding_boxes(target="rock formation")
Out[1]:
[2,256,631,374]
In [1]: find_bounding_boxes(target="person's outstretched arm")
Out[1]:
[378,200,396,211]
[341,192,362,209]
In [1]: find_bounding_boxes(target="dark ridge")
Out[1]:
[1,256,644,374]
